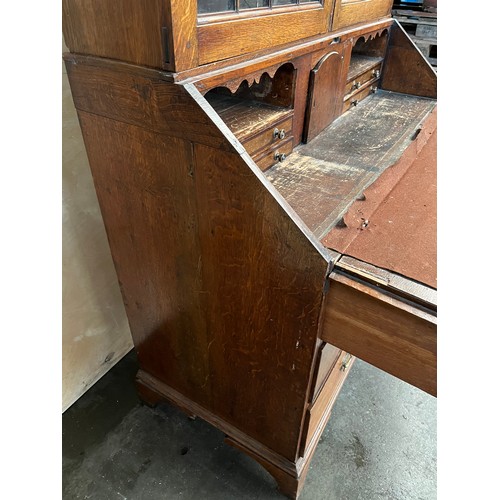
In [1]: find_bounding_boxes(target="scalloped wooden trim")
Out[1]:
[352,27,389,45]
[200,62,295,95]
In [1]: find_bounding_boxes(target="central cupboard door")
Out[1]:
[303,50,345,142]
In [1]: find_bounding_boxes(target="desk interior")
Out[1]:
[266,91,436,240]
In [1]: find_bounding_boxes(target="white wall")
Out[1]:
[62,43,133,412]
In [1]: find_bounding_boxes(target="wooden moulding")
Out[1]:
[179,19,393,89]
[136,369,319,500]
[321,270,437,396]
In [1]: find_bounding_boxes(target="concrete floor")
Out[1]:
[62,352,436,500]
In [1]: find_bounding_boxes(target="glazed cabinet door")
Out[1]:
[197,0,335,66]
[332,0,393,30]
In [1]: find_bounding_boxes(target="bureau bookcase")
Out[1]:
[63,0,437,497]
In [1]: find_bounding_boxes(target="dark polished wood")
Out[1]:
[382,20,437,98]
[303,49,345,142]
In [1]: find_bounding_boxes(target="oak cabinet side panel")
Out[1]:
[381,21,437,98]
[62,0,166,68]
[68,57,330,460]
[64,56,233,151]
[77,113,213,408]
[192,144,329,460]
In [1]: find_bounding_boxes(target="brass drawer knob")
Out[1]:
[350,99,359,107]
[370,85,377,94]
[372,69,381,78]
[274,152,287,162]
[273,128,286,140]
[351,81,361,91]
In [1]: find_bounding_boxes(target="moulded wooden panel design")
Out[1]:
[303,49,345,142]
[381,21,437,98]
[333,0,392,31]
[197,0,334,65]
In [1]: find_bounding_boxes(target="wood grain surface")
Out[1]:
[303,50,346,142]
[69,55,331,462]
[64,55,239,152]
[381,20,437,98]
[197,0,335,65]
[267,91,436,239]
[62,0,166,68]
[322,272,437,396]
[333,0,392,31]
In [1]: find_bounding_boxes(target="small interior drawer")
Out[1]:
[254,138,293,172]
[242,117,293,157]
[342,82,379,114]
[345,63,382,96]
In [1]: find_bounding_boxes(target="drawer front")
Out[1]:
[301,351,354,455]
[254,138,293,172]
[311,343,342,403]
[242,117,293,157]
[345,64,382,96]
[342,82,379,114]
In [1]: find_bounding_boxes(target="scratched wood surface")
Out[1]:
[206,94,293,141]
[266,91,436,239]
[382,21,437,98]
[69,55,331,464]
[322,108,437,289]
[347,55,383,80]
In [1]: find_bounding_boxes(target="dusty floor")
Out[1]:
[62,352,436,500]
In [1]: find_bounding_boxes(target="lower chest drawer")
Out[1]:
[300,351,354,455]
